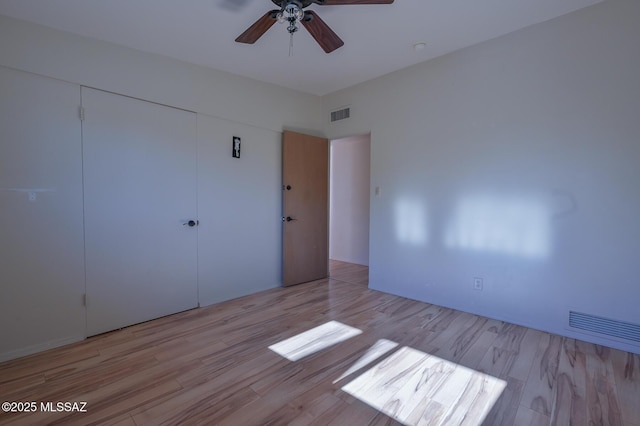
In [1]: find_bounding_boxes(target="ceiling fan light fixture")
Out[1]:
[278,3,304,33]
[283,3,304,20]
[235,0,394,54]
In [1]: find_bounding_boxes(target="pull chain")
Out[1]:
[289,32,294,56]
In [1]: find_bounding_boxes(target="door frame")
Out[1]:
[329,133,372,269]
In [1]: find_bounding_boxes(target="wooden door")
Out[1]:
[82,88,198,336]
[282,130,329,286]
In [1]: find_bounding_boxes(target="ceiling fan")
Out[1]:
[235,0,394,54]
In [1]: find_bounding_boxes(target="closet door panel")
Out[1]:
[83,88,197,336]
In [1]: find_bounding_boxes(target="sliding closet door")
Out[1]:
[83,88,198,336]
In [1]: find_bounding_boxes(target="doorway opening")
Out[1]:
[329,133,371,285]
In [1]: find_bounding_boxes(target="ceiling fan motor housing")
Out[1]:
[271,0,323,9]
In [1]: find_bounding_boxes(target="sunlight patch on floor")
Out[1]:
[333,338,399,384]
[269,323,505,425]
[268,320,362,361]
[341,346,506,426]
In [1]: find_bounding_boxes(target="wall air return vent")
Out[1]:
[569,311,640,343]
[330,107,350,123]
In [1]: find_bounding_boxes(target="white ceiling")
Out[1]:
[0,0,602,96]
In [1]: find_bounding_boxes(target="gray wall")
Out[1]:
[0,15,322,133]
[322,0,640,353]
[197,114,283,305]
[0,14,323,361]
[0,67,85,361]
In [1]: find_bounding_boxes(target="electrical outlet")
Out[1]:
[473,277,483,291]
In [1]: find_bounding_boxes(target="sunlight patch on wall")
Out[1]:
[341,346,506,425]
[444,195,550,259]
[268,320,362,362]
[394,198,428,246]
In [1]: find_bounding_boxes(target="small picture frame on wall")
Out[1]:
[232,136,241,158]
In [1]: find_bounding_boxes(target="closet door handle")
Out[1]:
[183,220,199,227]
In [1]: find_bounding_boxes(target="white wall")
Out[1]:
[330,135,371,266]
[0,67,85,361]
[322,0,640,353]
[197,114,282,304]
[0,15,323,361]
[0,15,322,134]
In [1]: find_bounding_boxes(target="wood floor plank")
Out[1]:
[330,259,369,286]
[458,330,500,370]
[549,338,588,425]
[481,376,524,425]
[132,381,260,425]
[585,344,624,425]
[475,327,542,384]
[435,316,502,365]
[333,338,400,384]
[0,261,637,425]
[513,405,551,425]
[0,345,100,383]
[287,392,344,425]
[106,414,137,426]
[610,349,640,424]
[520,333,563,416]
[326,399,399,425]
[506,328,544,382]
[0,372,45,401]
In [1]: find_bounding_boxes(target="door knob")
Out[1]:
[286,185,292,190]
[183,220,199,227]
[286,216,296,222]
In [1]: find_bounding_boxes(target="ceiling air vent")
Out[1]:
[330,107,350,123]
[569,311,640,343]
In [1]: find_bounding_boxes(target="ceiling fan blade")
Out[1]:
[317,0,394,5]
[235,10,279,44]
[301,11,344,54]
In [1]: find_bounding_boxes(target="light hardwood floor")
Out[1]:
[0,260,638,425]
